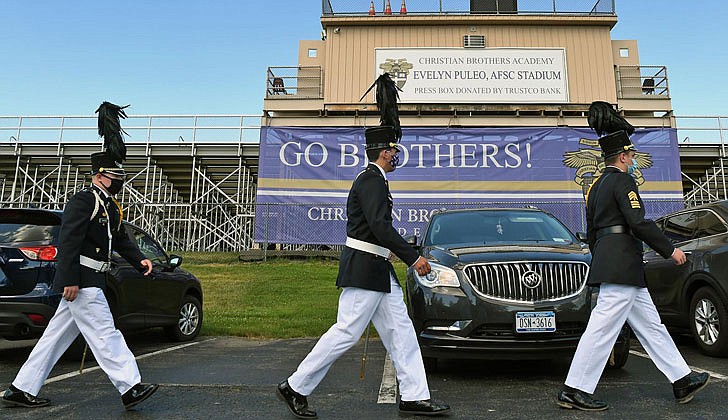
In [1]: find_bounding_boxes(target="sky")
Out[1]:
[2,1,727,117]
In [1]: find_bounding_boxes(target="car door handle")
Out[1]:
[683,251,692,256]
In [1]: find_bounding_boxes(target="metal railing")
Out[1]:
[0,114,262,144]
[265,67,323,99]
[615,65,669,99]
[675,116,728,146]
[323,0,615,16]
[264,63,669,103]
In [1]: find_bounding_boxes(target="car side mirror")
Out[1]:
[168,255,183,269]
[575,232,587,242]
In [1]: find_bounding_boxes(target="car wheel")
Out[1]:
[606,324,631,369]
[689,287,728,356]
[165,295,203,342]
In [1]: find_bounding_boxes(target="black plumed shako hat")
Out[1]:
[597,130,636,158]
[361,73,402,151]
[588,101,637,158]
[92,101,129,175]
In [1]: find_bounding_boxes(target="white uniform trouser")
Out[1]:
[288,275,430,401]
[13,287,141,396]
[565,283,691,394]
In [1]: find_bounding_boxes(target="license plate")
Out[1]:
[516,311,556,333]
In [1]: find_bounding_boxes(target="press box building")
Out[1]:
[256,0,682,246]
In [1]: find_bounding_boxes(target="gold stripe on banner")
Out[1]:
[257,178,683,193]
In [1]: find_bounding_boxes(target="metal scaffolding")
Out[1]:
[0,115,261,252]
[676,116,728,207]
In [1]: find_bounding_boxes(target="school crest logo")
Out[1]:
[562,138,653,199]
[379,58,413,89]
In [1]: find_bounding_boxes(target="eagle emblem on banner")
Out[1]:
[563,138,653,198]
[379,58,413,89]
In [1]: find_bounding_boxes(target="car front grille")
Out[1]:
[463,261,588,303]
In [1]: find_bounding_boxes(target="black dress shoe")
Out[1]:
[557,387,608,411]
[398,399,450,416]
[122,383,159,410]
[276,380,317,419]
[673,372,710,404]
[1,385,50,408]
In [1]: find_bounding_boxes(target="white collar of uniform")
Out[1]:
[606,165,625,173]
[372,162,388,181]
[92,183,111,199]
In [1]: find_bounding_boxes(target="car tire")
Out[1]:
[689,287,728,357]
[606,324,631,369]
[423,356,438,373]
[164,295,203,342]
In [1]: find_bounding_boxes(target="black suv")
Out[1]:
[644,200,728,356]
[405,208,629,369]
[0,208,203,343]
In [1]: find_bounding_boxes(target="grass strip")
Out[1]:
[179,254,408,339]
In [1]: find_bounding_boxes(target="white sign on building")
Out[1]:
[374,48,569,103]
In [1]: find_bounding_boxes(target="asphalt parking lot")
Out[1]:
[0,331,726,419]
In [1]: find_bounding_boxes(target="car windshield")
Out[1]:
[425,210,575,247]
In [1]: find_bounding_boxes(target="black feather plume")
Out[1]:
[95,101,129,162]
[587,101,634,137]
[360,73,402,141]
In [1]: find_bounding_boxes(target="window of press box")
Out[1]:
[619,48,629,58]
[308,49,317,58]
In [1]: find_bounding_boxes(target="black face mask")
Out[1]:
[387,150,400,170]
[102,175,124,195]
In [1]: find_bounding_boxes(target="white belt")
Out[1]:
[80,255,111,273]
[345,237,391,260]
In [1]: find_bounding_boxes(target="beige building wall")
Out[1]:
[297,40,326,98]
[264,15,672,127]
[612,40,640,66]
[612,40,641,99]
[321,17,618,106]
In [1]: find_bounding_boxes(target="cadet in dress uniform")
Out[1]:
[556,102,710,411]
[276,74,450,418]
[1,103,159,410]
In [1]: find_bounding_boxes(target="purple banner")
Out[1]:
[255,127,683,244]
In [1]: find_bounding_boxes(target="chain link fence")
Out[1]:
[254,199,684,258]
[323,0,615,16]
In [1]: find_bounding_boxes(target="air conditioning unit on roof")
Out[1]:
[463,35,486,48]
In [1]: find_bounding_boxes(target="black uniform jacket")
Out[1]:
[336,164,420,293]
[52,185,146,292]
[585,166,674,287]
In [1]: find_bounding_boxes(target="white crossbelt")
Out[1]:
[345,237,391,260]
[80,255,111,273]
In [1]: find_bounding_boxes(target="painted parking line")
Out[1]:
[44,338,216,385]
[377,353,397,404]
[629,349,728,381]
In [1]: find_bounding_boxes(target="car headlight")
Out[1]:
[415,262,460,288]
